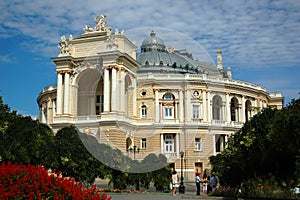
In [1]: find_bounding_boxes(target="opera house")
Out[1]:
[37,15,283,180]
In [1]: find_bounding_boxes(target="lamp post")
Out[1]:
[179,151,185,194]
[130,145,140,160]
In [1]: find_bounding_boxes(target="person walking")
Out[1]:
[195,173,201,195]
[171,170,179,196]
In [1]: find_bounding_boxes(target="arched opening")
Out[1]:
[77,69,103,116]
[212,95,222,120]
[126,137,132,151]
[230,97,239,121]
[245,100,252,122]
[141,105,147,119]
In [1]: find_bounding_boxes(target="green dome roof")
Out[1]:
[137,31,221,75]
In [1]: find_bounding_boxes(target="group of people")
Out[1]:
[170,168,218,196]
[198,173,218,195]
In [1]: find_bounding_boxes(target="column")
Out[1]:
[103,68,110,112]
[175,102,178,119]
[63,72,70,114]
[52,100,56,121]
[155,89,159,122]
[186,89,191,122]
[111,67,117,111]
[241,95,246,122]
[56,72,63,115]
[207,90,211,122]
[226,92,231,123]
[132,76,137,117]
[179,89,184,123]
[254,98,258,115]
[120,70,126,112]
[213,134,216,155]
[176,133,180,157]
[161,134,164,154]
[202,90,207,121]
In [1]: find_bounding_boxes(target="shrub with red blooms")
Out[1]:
[0,162,111,200]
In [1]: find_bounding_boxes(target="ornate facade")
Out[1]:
[37,15,284,180]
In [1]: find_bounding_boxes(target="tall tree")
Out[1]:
[210,98,300,188]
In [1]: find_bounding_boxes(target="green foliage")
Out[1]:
[210,98,300,197]
[0,96,54,166]
[50,126,106,185]
[0,96,172,191]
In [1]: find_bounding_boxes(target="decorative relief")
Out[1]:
[192,90,200,98]
[58,35,72,57]
[106,36,118,49]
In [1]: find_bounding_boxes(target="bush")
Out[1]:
[0,161,111,200]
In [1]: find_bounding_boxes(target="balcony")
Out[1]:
[211,119,226,125]
[75,115,101,122]
[159,119,180,124]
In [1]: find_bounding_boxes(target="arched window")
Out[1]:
[163,93,174,100]
[230,97,239,121]
[212,95,222,120]
[245,100,252,122]
[141,105,147,119]
[162,93,175,119]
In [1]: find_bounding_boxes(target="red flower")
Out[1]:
[0,162,111,200]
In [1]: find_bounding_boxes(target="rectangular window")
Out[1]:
[141,138,147,149]
[193,105,200,119]
[96,95,101,103]
[165,134,174,152]
[195,138,201,151]
[165,107,173,118]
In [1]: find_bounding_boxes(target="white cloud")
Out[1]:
[1,0,300,70]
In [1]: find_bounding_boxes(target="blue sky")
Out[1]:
[0,0,300,118]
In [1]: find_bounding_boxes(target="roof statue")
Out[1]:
[58,35,72,57]
[83,14,111,34]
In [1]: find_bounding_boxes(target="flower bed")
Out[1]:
[0,161,111,200]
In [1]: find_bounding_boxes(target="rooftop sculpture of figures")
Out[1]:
[83,14,111,34]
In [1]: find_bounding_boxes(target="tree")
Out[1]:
[0,96,54,166]
[50,126,106,185]
[210,98,300,189]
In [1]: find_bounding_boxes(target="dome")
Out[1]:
[136,30,224,77]
[141,30,166,52]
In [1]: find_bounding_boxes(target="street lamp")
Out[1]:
[129,145,140,160]
[179,151,185,194]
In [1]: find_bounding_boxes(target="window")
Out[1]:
[230,98,239,121]
[165,107,173,118]
[216,135,226,153]
[165,134,174,153]
[193,105,200,119]
[141,138,147,149]
[163,93,174,100]
[95,94,104,115]
[195,138,201,151]
[96,95,101,103]
[141,105,147,118]
[245,100,251,122]
[162,92,175,119]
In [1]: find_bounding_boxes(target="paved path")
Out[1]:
[96,179,224,200]
[108,192,224,200]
